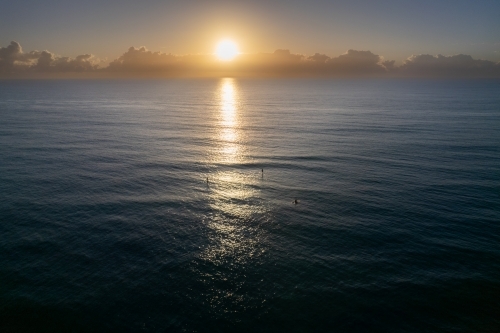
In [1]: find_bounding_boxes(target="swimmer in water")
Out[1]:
[294,199,298,205]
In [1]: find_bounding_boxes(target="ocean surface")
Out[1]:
[1,78,499,332]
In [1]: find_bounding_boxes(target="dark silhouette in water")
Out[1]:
[294,199,298,205]
[261,169,264,178]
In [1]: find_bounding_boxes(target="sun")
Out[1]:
[215,40,239,61]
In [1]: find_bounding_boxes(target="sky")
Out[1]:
[1,0,499,77]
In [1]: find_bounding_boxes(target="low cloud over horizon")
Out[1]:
[1,41,500,78]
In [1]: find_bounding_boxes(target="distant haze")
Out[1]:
[1,41,499,78]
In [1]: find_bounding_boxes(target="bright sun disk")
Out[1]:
[215,40,239,61]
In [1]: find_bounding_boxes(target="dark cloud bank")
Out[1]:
[1,41,500,78]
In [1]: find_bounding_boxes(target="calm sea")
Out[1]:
[1,78,499,332]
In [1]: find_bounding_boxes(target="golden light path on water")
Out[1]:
[219,78,240,160]
[197,79,268,314]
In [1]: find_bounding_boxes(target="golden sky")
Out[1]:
[1,0,499,78]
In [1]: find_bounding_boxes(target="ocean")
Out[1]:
[1,78,499,332]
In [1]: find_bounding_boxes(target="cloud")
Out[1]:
[1,41,499,78]
[107,46,178,72]
[325,50,387,75]
[32,51,97,72]
[308,53,330,63]
[0,41,98,73]
[399,54,500,77]
[226,49,388,77]
[105,46,221,77]
[382,60,396,71]
[0,41,39,72]
[271,49,304,62]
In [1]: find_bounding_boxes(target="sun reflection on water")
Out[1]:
[218,78,241,162]
[199,78,268,272]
